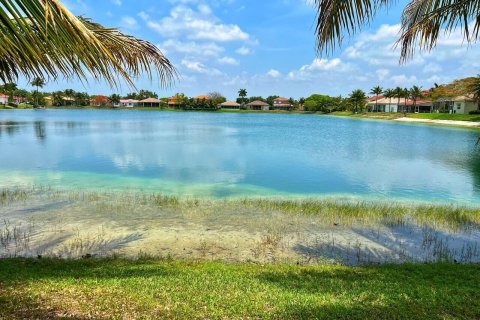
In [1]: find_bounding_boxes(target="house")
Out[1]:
[168,96,182,107]
[367,96,433,113]
[140,97,162,107]
[44,96,53,107]
[272,97,292,110]
[219,101,241,109]
[196,95,210,101]
[450,95,479,114]
[0,94,27,105]
[0,94,7,104]
[119,99,139,107]
[90,95,108,107]
[247,100,270,111]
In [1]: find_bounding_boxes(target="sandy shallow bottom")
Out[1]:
[1,192,479,265]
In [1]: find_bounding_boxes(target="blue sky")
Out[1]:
[17,0,480,99]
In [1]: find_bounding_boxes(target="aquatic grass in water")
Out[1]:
[1,187,480,264]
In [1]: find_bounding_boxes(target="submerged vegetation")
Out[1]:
[1,187,479,265]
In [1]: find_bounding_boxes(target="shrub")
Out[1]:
[469,110,480,115]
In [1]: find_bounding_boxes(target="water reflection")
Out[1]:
[34,121,46,141]
[0,110,479,203]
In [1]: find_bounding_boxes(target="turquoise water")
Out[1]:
[1,109,479,204]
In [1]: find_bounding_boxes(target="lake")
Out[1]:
[1,109,479,204]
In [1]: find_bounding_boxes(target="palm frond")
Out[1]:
[0,0,177,87]
[314,0,394,53]
[398,0,480,62]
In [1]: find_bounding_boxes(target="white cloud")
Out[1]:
[376,69,390,81]
[218,56,239,65]
[181,59,222,75]
[267,69,282,78]
[142,5,250,42]
[236,46,252,55]
[391,74,418,86]
[159,39,224,57]
[111,0,122,5]
[423,63,442,73]
[299,58,345,72]
[120,16,138,30]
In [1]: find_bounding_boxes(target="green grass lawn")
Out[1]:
[0,258,479,319]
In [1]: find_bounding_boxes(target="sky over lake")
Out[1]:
[19,0,480,99]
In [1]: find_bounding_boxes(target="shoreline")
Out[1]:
[2,107,480,128]
[394,116,480,128]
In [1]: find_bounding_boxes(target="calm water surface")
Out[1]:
[1,109,479,204]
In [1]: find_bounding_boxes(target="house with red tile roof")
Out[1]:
[272,97,292,110]
[367,96,433,113]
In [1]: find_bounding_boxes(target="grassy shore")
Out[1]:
[331,111,480,122]
[0,258,478,319]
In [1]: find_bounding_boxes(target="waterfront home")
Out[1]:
[367,96,433,113]
[219,101,241,109]
[0,94,28,105]
[168,96,181,107]
[450,95,479,114]
[90,95,108,107]
[119,99,139,107]
[0,94,7,104]
[140,97,162,107]
[247,100,270,111]
[272,97,292,110]
[196,95,210,100]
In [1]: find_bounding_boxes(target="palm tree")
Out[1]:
[2,82,18,104]
[393,87,404,113]
[370,86,383,112]
[349,89,367,113]
[30,77,46,107]
[1,1,176,87]
[314,1,480,62]
[108,94,121,107]
[409,85,423,113]
[402,88,411,112]
[238,89,248,106]
[383,89,395,112]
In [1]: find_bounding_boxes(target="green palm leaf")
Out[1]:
[0,0,177,87]
[314,0,480,61]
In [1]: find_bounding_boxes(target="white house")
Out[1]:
[450,95,479,114]
[367,96,433,113]
[119,99,139,107]
[0,94,7,104]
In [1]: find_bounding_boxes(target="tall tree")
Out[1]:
[349,89,367,113]
[409,85,423,113]
[314,0,480,62]
[0,0,176,87]
[383,89,395,112]
[394,87,404,112]
[370,86,383,112]
[108,94,121,106]
[30,77,46,106]
[3,82,18,103]
[238,89,248,106]
[469,74,480,106]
